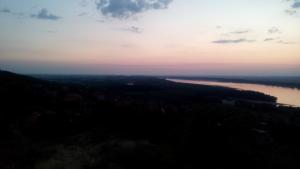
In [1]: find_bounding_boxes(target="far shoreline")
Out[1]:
[167,78,300,107]
[166,76,300,90]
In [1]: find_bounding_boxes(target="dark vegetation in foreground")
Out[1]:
[1,70,300,169]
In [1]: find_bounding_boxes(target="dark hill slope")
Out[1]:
[1,71,300,169]
[0,71,91,138]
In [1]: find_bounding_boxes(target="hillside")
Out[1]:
[1,71,300,169]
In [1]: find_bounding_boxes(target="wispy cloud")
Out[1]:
[264,38,275,41]
[45,30,58,34]
[212,38,255,44]
[230,29,250,34]
[278,40,296,44]
[216,26,222,29]
[126,26,142,33]
[284,0,300,15]
[31,8,61,20]
[0,8,26,18]
[283,0,299,16]
[268,27,281,34]
[292,2,300,8]
[263,37,295,44]
[285,9,297,15]
[80,0,89,7]
[96,0,173,19]
[78,12,88,16]
[0,8,10,13]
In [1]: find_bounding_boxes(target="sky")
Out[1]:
[0,0,300,75]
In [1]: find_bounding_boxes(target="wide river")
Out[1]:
[167,79,300,107]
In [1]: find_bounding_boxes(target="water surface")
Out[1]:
[168,79,300,107]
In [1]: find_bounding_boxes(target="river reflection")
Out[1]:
[168,79,300,107]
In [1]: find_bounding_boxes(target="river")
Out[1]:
[167,79,300,107]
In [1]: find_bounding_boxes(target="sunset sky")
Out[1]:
[0,0,300,75]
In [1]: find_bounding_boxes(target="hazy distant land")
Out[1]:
[166,76,300,89]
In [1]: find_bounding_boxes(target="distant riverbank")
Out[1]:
[166,76,300,90]
[168,78,300,107]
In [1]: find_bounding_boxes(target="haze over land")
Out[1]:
[0,0,300,75]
